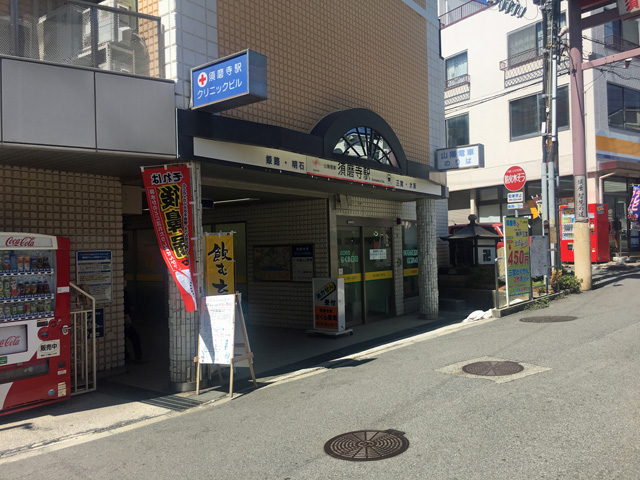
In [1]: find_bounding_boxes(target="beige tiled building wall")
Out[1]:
[0,166,125,373]
[217,0,431,166]
[203,198,330,329]
[138,0,162,78]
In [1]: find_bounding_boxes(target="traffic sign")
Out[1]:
[507,192,524,203]
[504,166,526,192]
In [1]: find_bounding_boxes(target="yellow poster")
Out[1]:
[205,234,235,295]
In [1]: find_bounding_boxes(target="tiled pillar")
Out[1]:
[168,163,202,392]
[168,281,198,390]
[393,223,404,316]
[417,198,438,319]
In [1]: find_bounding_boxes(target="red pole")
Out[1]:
[568,0,592,289]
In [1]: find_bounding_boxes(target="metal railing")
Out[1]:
[439,0,492,28]
[70,282,97,395]
[604,34,640,53]
[0,0,164,78]
[500,46,545,70]
[446,74,471,90]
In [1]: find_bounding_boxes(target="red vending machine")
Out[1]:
[589,203,610,263]
[560,205,575,263]
[0,233,71,416]
[559,204,610,263]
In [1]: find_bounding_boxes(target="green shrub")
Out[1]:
[524,297,550,310]
[550,268,582,293]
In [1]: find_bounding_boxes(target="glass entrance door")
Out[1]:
[338,227,363,327]
[363,226,394,321]
[338,224,395,325]
[605,194,631,256]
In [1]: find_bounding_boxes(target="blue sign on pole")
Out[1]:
[191,50,267,113]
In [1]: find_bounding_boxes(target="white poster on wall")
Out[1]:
[76,250,113,304]
[369,249,387,260]
[198,295,235,365]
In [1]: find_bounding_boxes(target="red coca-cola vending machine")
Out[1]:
[0,233,71,416]
[559,205,575,263]
[559,204,610,263]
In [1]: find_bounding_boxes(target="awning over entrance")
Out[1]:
[177,109,446,203]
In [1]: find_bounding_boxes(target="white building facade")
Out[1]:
[440,0,640,256]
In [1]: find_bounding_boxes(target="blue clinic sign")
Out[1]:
[191,49,267,113]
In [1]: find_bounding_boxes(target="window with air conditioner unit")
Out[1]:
[78,0,136,73]
[82,0,134,51]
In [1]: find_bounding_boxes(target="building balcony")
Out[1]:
[445,75,471,106]
[0,0,164,78]
[604,34,640,53]
[446,74,470,90]
[499,47,545,71]
[439,0,491,28]
[498,46,568,88]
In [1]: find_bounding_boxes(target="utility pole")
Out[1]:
[540,0,562,276]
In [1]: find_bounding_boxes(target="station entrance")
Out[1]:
[338,221,395,327]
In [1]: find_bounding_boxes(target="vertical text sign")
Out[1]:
[205,234,235,296]
[504,217,532,297]
[142,165,197,312]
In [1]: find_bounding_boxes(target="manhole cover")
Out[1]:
[324,429,409,461]
[520,316,577,323]
[462,361,524,376]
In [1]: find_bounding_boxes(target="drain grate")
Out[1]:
[141,395,203,412]
[324,429,409,461]
[520,316,577,323]
[462,360,524,376]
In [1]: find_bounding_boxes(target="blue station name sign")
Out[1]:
[436,144,484,171]
[191,49,267,113]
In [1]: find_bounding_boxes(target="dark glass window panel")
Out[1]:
[605,20,622,38]
[624,88,640,132]
[510,94,539,139]
[557,86,569,129]
[445,114,469,148]
[510,86,569,140]
[608,83,626,129]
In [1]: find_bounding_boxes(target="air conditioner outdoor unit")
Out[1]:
[37,4,84,62]
[82,0,134,50]
[98,43,135,73]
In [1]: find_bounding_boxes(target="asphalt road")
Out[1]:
[2,267,640,479]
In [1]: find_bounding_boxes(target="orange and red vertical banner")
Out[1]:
[142,165,197,312]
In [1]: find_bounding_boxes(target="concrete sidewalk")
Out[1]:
[0,310,469,461]
[2,260,635,461]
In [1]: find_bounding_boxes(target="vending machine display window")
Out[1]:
[0,324,28,355]
[1,249,57,321]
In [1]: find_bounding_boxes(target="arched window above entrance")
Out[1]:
[311,108,408,173]
[333,127,399,168]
